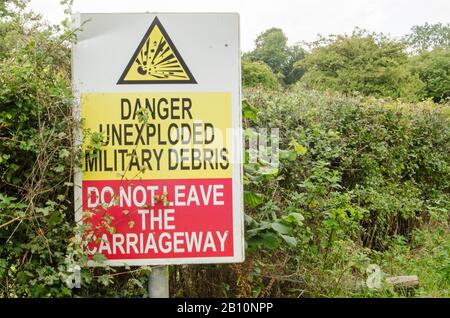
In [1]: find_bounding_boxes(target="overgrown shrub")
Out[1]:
[0,8,150,298]
[295,30,425,101]
[242,58,280,90]
[409,48,450,103]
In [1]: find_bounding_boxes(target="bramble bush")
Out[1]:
[174,87,449,297]
[294,30,425,101]
[241,58,280,90]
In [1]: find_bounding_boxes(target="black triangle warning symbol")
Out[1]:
[117,17,196,84]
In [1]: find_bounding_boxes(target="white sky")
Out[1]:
[28,0,450,52]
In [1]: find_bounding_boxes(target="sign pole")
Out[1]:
[148,266,169,298]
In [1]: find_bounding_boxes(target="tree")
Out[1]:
[241,58,279,89]
[296,30,424,101]
[246,28,306,85]
[404,22,450,54]
[410,48,450,102]
[282,44,306,85]
[248,28,289,74]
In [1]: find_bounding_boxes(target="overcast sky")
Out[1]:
[28,0,450,52]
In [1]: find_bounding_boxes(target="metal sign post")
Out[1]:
[149,266,169,298]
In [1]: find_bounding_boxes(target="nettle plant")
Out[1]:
[242,99,310,253]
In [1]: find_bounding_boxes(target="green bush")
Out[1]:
[242,58,280,89]
[409,48,450,102]
[0,10,76,297]
[296,30,424,101]
[0,8,150,298]
[173,87,449,297]
[233,87,449,297]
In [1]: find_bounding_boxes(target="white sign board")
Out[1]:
[72,13,244,266]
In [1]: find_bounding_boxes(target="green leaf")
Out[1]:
[129,278,143,288]
[246,221,272,237]
[59,148,70,159]
[52,165,65,173]
[242,99,259,120]
[284,212,305,225]
[261,232,280,249]
[48,211,63,225]
[98,274,113,286]
[280,234,298,247]
[244,191,264,208]
[293,142,308,156]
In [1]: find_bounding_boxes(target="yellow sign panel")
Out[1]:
[81,92,232,180]
[117,17,196,84]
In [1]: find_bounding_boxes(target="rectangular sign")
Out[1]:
[72,13,243,266]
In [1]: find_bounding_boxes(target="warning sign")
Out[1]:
[81,93,232,180]
[117,17,196,84]
[72,13,243,266]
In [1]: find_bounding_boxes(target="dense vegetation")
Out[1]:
[0,1,449,297]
